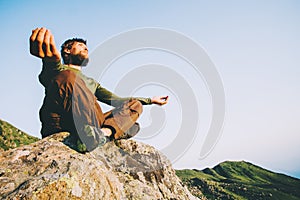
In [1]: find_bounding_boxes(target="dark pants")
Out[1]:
[40,70,142,150]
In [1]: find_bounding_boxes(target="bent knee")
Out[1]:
[129,99,143,115]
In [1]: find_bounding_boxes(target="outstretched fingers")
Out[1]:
[151,96,169,106]
[160,96,169,105]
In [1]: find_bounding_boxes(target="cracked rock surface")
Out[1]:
[0,132,199,200]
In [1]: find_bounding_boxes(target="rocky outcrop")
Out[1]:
[0,132,199,200]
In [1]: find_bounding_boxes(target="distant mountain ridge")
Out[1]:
[176,161,300,200]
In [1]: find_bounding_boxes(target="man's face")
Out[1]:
[69,42,89,66]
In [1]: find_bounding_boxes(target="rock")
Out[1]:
[0,132,199,200]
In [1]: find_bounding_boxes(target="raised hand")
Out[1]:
[151,96,169,106]
[29,27,60,63]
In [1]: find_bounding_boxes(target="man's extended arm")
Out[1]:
[94,84,152,107]
[30,27,63,88]
[94,83,168,107]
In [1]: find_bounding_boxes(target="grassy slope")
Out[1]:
[0,119,39,151]
[176,161,300,200]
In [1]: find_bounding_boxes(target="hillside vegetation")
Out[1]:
[176,161,300,200]
[0,119,39,151]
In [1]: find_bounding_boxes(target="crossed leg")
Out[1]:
[103,99,143,140]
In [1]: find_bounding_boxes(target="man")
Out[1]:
[30,27,168,152]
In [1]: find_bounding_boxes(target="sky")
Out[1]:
[0,0,299,178]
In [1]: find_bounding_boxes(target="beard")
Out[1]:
[69,53,89,66]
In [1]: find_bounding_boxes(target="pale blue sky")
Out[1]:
[0,0,299,178]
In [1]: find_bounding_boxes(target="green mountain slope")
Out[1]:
[0,119,39,151]
[176,161,300,200]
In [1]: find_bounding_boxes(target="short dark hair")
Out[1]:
[61,38,87,64]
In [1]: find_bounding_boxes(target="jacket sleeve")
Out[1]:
[94,83,152,107]
[39,60,64,88]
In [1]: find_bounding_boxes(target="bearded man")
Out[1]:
[30,27,168,152]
